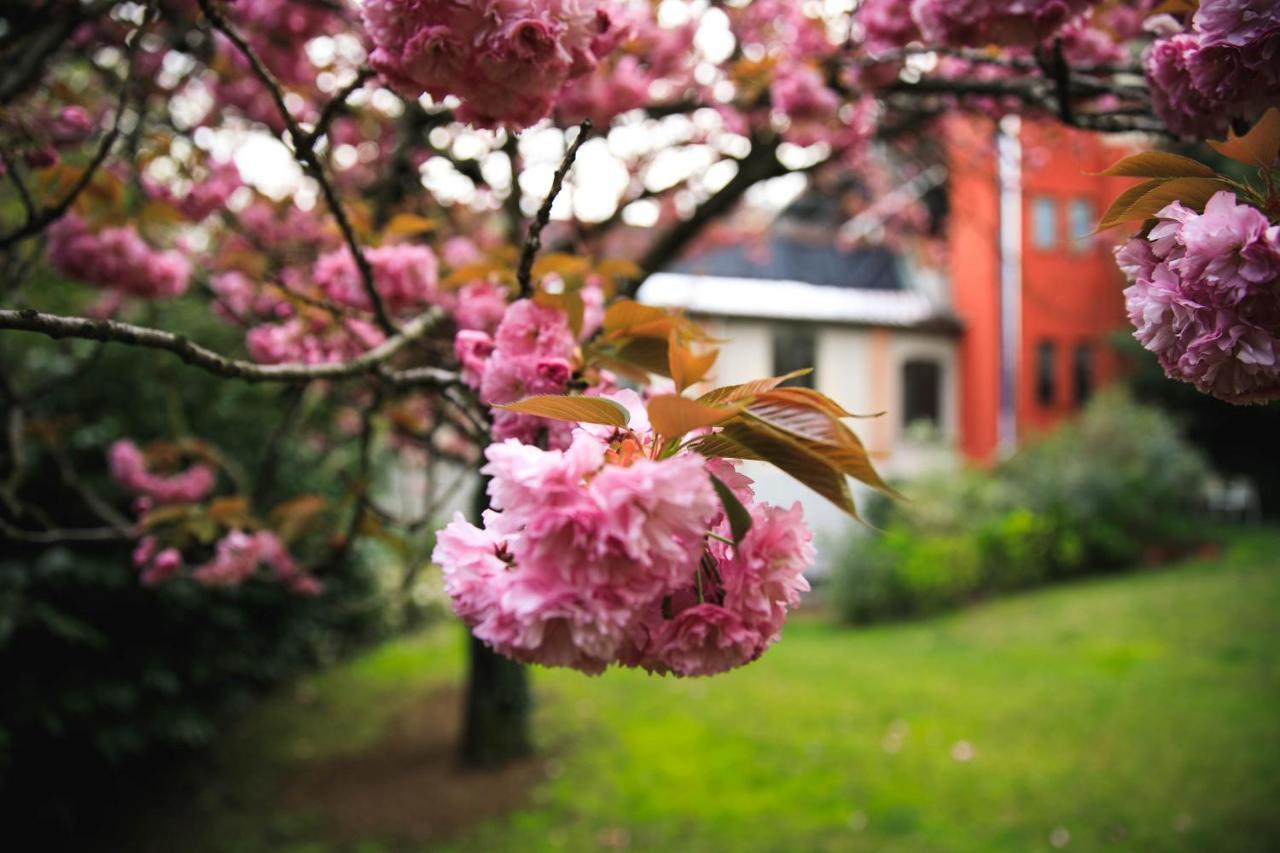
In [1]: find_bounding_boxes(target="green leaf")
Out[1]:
[496,395,630,427]
[1098,152,1216,179]
[708,472,753,546]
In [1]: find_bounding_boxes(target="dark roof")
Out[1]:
[670,236,903,290]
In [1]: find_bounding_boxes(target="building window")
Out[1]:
[1068,198,1094,250]
[1031,196,1057,249]
[1036,339,1057,407]
[902,358,942,430]
[771,324,816,388]
[1073,342,1094,405]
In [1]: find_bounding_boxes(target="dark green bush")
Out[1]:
[833,389,1209,624]
[0,278,394,835]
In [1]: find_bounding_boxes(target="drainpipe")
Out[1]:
[996,115,1022,455]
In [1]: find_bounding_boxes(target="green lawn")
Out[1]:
[131,529,1280,852]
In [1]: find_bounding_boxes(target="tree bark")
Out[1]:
[458,477,533,768]
[459,632,533,767]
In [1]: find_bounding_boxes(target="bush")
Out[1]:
[833,389,1210,624]
[0,278,397,835]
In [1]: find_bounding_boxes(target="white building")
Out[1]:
[638,214,961,555]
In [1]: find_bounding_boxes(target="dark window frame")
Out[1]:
[1036,339,1057,407]
[901,357,943,431]
[1073,341,1094,406]
[771,323,817,388]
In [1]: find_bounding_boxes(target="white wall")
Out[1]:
[696,316,959,570]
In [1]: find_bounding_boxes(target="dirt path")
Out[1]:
[280,685,548,847]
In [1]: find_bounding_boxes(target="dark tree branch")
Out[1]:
[0,6,149,250]
[196,0,397,335]
[633,137,792,288]
[0,517,132,544]
[0,308,456,385]
[304,66,374,149]
[516,120,591,297]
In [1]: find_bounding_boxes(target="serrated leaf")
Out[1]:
[708,472,753,545]
[691,431,766,461]
[698,369,813,405]
[612,336,673,377]
[668,332,718,391]
[1102,177,1232,228]
[717,421,861,519]
[756,386,856,418]
[1098,152,1216,179]
[1209,107,1280,169]
[603,299,669,334]
[647,394,738,440]
[1096,179,1168,231]
[497,395,630,427]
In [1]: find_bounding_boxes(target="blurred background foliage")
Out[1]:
[832,389,1210,624]
[0,274,423,833]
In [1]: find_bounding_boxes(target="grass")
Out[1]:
[131,528,1280,852]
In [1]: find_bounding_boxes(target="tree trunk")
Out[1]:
[459,632,532,767]
[458,475,532,768]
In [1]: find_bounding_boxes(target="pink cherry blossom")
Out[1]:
[47,214,191,299]
[1119,192,1280,403]
[246,316,386,365]
[910,0,1099,47]
[313,244,440,315]
[361,0,621,129]
[108,440,216,504]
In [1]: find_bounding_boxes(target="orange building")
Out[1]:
[947,116,1137,461]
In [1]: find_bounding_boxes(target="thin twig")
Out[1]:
[196,0,397,335]
[516,120,592,297]
[0,8,148,250]
[0,308,456,385]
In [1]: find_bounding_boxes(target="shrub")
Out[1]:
[0,280,395,835]
[833,389,1209,624]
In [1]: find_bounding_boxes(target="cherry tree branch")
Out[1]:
[0,308,457,386]
[0,6,150,250]
[516,120,592,297]
[195,0,397,335]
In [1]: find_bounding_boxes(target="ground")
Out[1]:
[124,529,1280,852]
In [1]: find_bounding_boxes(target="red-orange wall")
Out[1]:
[947,117,1134,461]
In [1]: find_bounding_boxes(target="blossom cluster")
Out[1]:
[108,440,216,506]
[0,104,94,172]
[143,161,242,223]
[554,5,696,128]
[856,0,1101,50]
[46,213,191,299]
[132,529,321,594]
[455,298,581,447]
[1118,191,1280,403]
[432,393,813,676]
[110,437,321,594]
[361,0,623,129]
[314,244,440,315]
[1146,0,1280,138]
